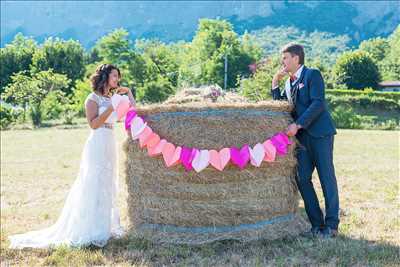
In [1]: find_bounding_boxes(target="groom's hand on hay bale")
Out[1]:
[286,123,301,137]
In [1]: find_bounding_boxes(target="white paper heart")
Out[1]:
[131,116,147,139]
[120,95,129,102]
[111,94,123,110]
[191,149,210,173]
[249,143,265,167]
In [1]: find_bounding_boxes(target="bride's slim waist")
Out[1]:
[92,123,114,130]
[90,123,114,133]
[101,123,114,129]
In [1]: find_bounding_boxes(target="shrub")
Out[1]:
[42,90,69,120]
[61,104,77,125]
[331,106,362,129]
[0,104,14,129]
[326,89,400,102]
[378,119,399,130]
[326,95,399,111]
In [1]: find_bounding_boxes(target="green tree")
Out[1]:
[136,76,175,103]
[86,46,102,65]
[71,79,93,116]
[0,33,37,94]
[30,70,70,126]
[2,70,70,126]
[0,104,18,130]
[359,37,389,62]
[41,90,69,120]
[1,71,32,121]
[117,39,180,103]
[381,26,400,80]
[31,37,85,93]
[122,51,148,89]
[240,56,281,101]
[240,32,263,64]
[140,40,180,87]
[34,69,71,94]
[333,50,381,90]
[93,30,158,94]
[307,58,337,89]
[177,42,200,88]
[94,28,131,65]
[181,19,262,89]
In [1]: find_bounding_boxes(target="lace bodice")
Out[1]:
[85,93,118,124]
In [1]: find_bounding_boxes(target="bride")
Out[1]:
[9,64,135,248]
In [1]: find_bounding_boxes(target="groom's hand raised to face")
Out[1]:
[272,66,289,88]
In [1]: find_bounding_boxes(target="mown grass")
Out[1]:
[1,123,399,266]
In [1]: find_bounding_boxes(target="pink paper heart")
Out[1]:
[192,150,210,173]
[230,145,250,170]
[131,116,147,139]
[263,140,276,162]
[249,143,265,167]
[209,150,221,171]
[180,147,199,171]
[219,148,231,169]
[144,133,160,149]
[148,139,167,157]
[209,148,231,171]
[172,146,182,167]
[124,108,137,130]
[270,133,291,156]
[138,126,153,148]
[116,96,130,120]
[276,132,293,145]
[162,143,181,167]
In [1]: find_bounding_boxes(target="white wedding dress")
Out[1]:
[9,93,124,249]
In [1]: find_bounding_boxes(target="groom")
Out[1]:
[271,43,339,238]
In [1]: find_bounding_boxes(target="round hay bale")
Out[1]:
[124,92,307,244]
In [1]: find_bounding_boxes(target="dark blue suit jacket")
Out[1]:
[271,66,336,138]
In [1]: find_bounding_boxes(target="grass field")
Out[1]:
[1,123,399,266]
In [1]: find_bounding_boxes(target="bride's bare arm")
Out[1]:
[116,86,136,106]
[85,100,114,129]
[127,89,136,107]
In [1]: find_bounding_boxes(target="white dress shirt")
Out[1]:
[284,65,304,104]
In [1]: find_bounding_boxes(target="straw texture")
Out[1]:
[124,89,307,244]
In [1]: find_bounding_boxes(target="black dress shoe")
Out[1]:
[321,227,338,238]
[300,227,322,238]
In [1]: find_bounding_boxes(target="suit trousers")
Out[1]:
[295,131,340,230]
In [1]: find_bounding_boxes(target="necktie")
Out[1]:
[290,78,299,105]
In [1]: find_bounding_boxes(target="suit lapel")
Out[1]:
[294,66,307,88]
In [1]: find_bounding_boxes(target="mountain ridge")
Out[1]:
[1,1,399,48]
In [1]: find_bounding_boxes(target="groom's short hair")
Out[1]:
[281,43,305,65]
